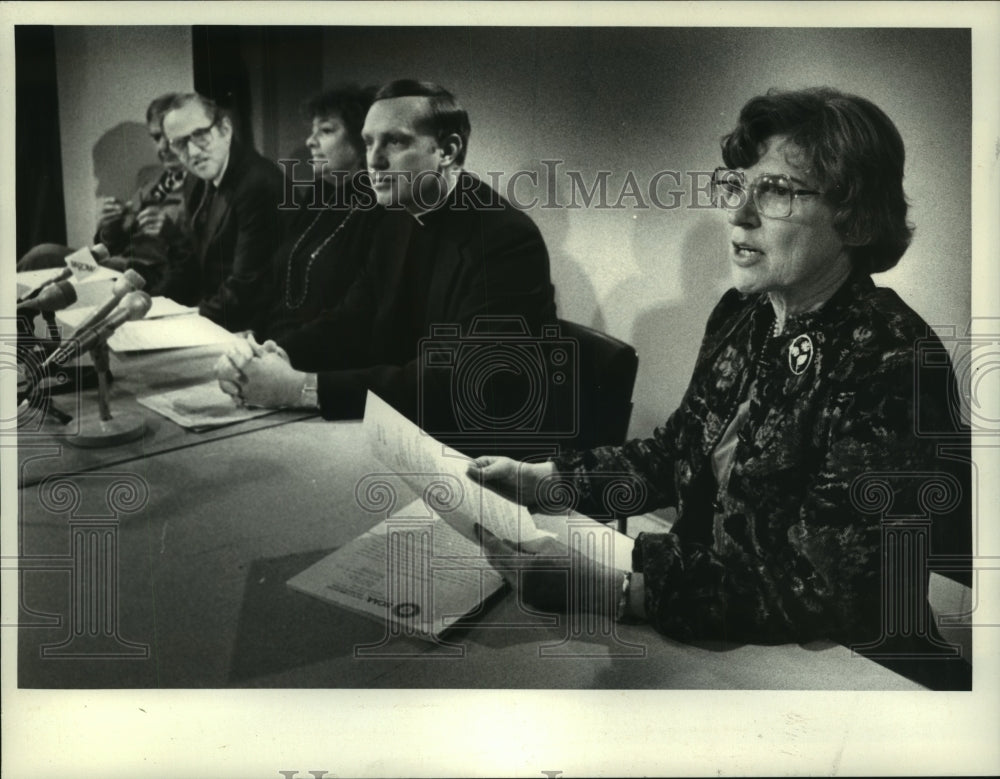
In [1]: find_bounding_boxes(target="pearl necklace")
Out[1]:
[284,207,355,310]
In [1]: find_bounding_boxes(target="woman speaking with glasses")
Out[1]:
[470,87,969,688]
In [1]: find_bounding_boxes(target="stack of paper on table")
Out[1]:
[17,265,119,310]
[57,297,236,352]
[287,498,506,639]
[287,391,633,640]
[137,381,277,431]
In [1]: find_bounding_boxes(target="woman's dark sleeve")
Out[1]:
[549,420,684,518]
[548,289,748,520]
[635,348,947,646]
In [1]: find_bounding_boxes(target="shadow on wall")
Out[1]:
[612,212,730,437]
[519,158,605,334]
[92,121,157,204]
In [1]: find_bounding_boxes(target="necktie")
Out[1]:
[145,169,185,205]
[192,183,215,233]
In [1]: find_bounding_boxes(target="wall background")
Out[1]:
[47,26,971,438]
[53,26,194,250]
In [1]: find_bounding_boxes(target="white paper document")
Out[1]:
[137,381,277,431]
[17,266,119,309]
[285,390,634,642]
[106,314,238,352]
[57,296,198,333]
[54,295,233,352]
[363,391,552,545]
[287,499,505,639]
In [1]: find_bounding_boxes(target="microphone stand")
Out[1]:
[66,338,146,449]
[93,340,114,422]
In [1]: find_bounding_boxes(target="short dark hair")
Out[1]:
[146,92,183,125]
[721,87,913,273]
[163,92,231,129]
[303,84,376,159]
[373,80,471,165]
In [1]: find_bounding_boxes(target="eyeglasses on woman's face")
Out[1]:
[710,167,825,219]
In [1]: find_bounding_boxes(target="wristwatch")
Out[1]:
[299,372,319,409]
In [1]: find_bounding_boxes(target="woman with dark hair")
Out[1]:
[470,87,969,688]
[250,84,376,343]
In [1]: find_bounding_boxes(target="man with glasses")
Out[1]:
[160,92,285,331]
[17,93,192,294]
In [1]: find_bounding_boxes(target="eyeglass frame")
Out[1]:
[167,119,220,157]
[710,166,826,219]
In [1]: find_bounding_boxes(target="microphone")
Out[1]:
[42,291,152,369]
[70,269,147,337]
[16,280,78,312]
[16,266,73,304]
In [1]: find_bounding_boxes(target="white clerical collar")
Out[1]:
[410,169,461,226]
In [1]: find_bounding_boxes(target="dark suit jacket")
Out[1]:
[161,141,287,331]
[278,173,557,431]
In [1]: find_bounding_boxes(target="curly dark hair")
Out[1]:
[302,84,376,160]
[721,87,913,273]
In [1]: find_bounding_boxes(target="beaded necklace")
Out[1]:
[284,206,355,310]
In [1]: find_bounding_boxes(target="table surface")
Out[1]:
[15,416,925,690]
[15,345,315,487]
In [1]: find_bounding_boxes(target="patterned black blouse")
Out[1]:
[551,270,968,651]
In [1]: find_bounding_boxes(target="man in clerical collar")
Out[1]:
[363,79,470,222]
[217,80,557,448]
[160,92,285,331]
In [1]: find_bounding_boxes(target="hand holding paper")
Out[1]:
[467,456,556,509]
[363,391,552,545]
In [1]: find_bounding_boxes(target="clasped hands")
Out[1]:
[215,334,306,408]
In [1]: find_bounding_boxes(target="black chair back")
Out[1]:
[557,318,638,453]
